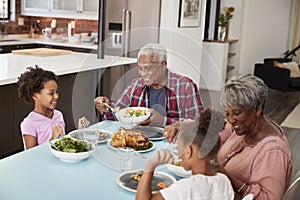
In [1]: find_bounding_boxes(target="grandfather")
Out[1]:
[94,43,203,127]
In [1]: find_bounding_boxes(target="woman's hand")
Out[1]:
[94,96,110,112]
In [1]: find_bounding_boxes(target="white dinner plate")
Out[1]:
[131,126,165,141]
[107,139,155,153]
[68,129,112,144]
[116,170,176,193]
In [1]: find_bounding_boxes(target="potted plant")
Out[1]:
[218,6,235,41]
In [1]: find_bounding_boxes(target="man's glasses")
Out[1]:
[137,63,161,74]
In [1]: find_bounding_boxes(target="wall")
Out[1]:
[159,0,206,87]
[5,0,98,35]
[222,0,292,75]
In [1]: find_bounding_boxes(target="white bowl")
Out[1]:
[167,163,192,178]
[115,107,151,127]
[50,140,94,163]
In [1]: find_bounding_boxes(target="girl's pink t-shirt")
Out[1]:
[21,110,66,145]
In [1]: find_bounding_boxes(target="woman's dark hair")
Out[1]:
[179,108,225,158]
[17,66,58,104]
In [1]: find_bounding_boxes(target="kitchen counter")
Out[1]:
[0,52,137,85]
[0,50,137,159]
[0,34,98,50]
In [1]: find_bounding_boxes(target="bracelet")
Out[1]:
[237,182,247,193]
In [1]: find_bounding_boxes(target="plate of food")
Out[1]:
[116,170,176,193]
[68,129,111,144]
[167,160,192,178]
[107,128,155,153]
[115,107,151,127]
[131,126,165,141]
[50,137,94,163]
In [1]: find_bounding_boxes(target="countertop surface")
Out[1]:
[0,52,137,85]
[0,34,98,49]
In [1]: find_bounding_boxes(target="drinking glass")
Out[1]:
[83,131,99,148]
[117,147,134,171]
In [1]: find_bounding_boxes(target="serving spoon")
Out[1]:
[49,141,60,151]
[102,103,116,113]
[102,102,118,121]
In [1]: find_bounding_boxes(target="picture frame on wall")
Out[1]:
[178,0,201,27]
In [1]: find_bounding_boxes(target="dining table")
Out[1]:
[0,120,179,200]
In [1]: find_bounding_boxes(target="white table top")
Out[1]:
[0,52,137,85]
[0,121,178,200]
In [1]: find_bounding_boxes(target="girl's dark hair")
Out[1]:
[179,108,225,158]
[17,66,58,104]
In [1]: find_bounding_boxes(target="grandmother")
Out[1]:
[164,74,293,199]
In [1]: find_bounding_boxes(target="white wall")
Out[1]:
[159,0,206,86]
[159,0,292,89]
[223,0,292,74]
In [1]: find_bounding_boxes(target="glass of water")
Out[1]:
[83,131,99,148]
[117,147,134,171]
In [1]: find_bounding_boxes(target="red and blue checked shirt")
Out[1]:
[104,70,203,125]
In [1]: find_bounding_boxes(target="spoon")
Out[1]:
[49,141,60,151]
[103,102,116,113]
[102,102,118,121]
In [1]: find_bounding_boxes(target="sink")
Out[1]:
[0,39,19,42]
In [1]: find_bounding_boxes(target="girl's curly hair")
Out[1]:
[17,66,58,104]
[179,108,225,158]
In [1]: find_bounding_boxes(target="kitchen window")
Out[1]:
[0,0,10,21]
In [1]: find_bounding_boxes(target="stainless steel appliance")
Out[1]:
[104,0,161,57]
[99,0,162,102]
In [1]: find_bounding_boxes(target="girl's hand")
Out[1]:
[50,124,63,140]
[146,149,174,172]
[78,117,90,129]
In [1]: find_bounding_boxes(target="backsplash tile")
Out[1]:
[5,0,98,35]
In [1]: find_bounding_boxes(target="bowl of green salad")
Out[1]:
[50,137,94,162]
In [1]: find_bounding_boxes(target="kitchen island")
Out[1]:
[0,52,137,158]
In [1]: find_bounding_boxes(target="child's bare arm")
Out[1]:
[136,150,174,200]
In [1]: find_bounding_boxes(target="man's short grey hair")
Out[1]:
[220,73,268,111]
[137,43,167,63]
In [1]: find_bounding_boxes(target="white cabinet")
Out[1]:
[21,0,98,20]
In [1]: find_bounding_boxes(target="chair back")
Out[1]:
[242,194,253,200]
[283,169,300,200]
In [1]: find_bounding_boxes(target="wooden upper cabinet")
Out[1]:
[21,0,98,20]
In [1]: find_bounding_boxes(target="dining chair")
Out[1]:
[283,169,300,200]
[241,194,253,200]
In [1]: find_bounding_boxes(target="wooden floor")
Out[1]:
[200,89,300,125]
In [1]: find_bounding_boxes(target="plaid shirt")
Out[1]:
[105,69,203,125]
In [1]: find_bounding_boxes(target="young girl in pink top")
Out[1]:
[17,66,89,149]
